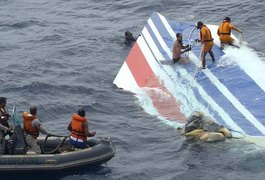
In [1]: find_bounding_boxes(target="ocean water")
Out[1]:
[1,0,265,179]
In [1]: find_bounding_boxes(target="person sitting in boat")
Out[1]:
[125,30,137,44]
[183,111,232,142]
[195,21,215,69]
[67,109,96,149]
[0,97,13,142]
[172,33,191,63]
[22,106,50,154]
[217,17,242,49]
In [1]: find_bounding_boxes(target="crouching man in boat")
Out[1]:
[0,97,13,143]
[67,109,96,149]
[172,33,191,64]
[183,111,232,142]
[23,106,50,154]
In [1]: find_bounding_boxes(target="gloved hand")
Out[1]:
[195,39,200,43]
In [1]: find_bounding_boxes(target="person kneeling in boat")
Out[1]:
[172,33,191,64]
[67,109,96,149]
[23,106,50,154]
[217,17,242,49]
[184,111,232,142]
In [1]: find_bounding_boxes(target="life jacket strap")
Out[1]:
[204,39,213,42]
[220,33,231,35]
[71,129,86,138]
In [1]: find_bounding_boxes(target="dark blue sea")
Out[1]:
[1,0,265,179]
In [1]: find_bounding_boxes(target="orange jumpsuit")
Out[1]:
[217,21,240,44]
[200,25,214,52]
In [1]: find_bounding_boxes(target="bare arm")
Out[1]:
[83,121,96,137]
[39,124,49,135]
[32,119,49,135]
[0,123,8,131]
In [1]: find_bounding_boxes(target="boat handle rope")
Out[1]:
[227,128,246,139]
[41,134,70,154]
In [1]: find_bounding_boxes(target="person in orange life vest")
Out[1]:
[23,106,50,154]
[195,21,215,69]
[68,109,96,149]
[0,97,13,143]
[217,17,242,48]
[172,33,191,63]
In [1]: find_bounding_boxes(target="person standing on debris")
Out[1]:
[196,21,215,69]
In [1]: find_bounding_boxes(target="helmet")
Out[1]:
[224,17,231,22]
[197,21,203,29]
[78,109,86,117]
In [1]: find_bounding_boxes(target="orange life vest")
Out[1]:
[70,114,87,141]
[200,25,213,43]
[218,21,231,35]
[23,112,39,137]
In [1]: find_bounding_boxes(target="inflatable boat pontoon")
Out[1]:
[0,135,115,173]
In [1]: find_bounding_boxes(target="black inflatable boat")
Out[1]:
[0,106,115,173]
[0,134,116,173]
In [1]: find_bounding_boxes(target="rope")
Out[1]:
[238,33,244,46]
[191,44,204,87]
[41,134,70,154]
[186,26,203,84]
